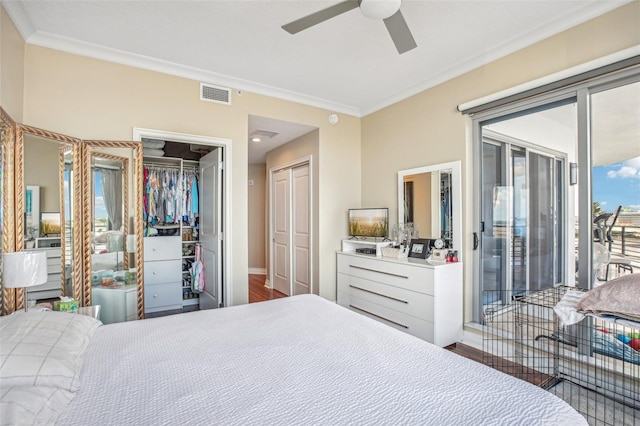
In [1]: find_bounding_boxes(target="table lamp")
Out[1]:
[2,251,48,312]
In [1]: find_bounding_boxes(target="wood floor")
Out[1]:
[444,342,555,388]
[249,274,287,303]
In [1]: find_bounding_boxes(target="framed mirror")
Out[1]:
[83,141,144,321]
[398,160,462,260]
[0,107,16,315]
[14,124,82,311]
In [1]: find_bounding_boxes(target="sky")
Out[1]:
[94,172,108,219]
[592,156,640,213]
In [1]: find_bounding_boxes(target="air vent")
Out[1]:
[200,83,231,105]
[251,130,279,138]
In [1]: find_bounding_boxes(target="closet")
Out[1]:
[142,139,222,314]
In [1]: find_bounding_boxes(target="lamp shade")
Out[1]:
[2,251,48,289]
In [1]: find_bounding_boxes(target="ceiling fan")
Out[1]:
[282,0,417,54]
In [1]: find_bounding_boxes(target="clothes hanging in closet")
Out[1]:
[143,164,199,227]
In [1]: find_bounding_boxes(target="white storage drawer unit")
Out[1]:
[336,252,463,347]
[92,285,137,324]
[27,247,62,300]
[143,236,182,313]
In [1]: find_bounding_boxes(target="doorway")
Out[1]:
[133,127,232,308]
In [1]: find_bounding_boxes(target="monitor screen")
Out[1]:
[41,212,62,236]
[348,208,388,238]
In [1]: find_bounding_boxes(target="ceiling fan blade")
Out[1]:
[383,10,417,54]
[282,0,359,34]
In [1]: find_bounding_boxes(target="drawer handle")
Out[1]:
[153,294,158,298]
[152,248,157,251]
[348,264,409,279]
[153,271,157,275]
[349,285,408,304]
[349,305,408,329]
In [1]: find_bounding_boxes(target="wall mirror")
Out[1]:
[14,124,82,310]
[398,160,462,259]
[83,141,143,321]
[0,107,16,315]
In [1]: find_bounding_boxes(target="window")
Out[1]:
[472,66,640,323]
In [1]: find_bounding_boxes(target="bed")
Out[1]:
[1,294,586,425]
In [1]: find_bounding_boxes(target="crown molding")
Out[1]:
[25,31,361,117]
[4,0,631,118]
[2,1,35,41]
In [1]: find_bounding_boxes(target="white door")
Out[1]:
[199,148,223,309]
[292,164,310,295]
[272,169,290,296]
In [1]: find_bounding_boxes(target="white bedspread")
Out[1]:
[59,295,586,425]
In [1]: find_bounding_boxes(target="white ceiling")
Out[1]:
[4,1,633,163]
[248,115,316,164]
[4,0,631,118]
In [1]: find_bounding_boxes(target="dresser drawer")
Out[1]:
[144,259,181,285]
[338,273,433,322]
[145,282,181,310]
[338,291,434,342]
[337,254,434,295]
[47,257,62,270]
[144,236,181,261]
[31,274,61,292]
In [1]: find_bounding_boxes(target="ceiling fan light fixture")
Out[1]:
[359,0,401,20]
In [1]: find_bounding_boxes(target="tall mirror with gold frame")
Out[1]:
[14,124,82,311]
[83,141,144,322]
[0,107,16,315]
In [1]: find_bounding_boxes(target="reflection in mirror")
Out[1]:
[15,125,81,310]
[398,161,462,259]
[84,141,143,323]
[0,107,16,315]
[90,154,128,278]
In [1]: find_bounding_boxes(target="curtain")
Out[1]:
[100,168,123,231]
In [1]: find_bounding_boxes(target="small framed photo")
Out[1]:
[408,238,431,259]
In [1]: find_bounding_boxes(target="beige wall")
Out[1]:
[24,135,60,213]
[18,47,360,305]
[265,129,320,296]
[361,2,640,322]
[404,173,431,238]
[248,163,266,272]
[0,4,24,120]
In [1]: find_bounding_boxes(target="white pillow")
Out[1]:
[142,139,165,149]
[0,311,101,391]
[144,148,164,157]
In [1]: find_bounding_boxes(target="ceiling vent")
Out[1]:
[251,129,279,139]
[200,83,231,105]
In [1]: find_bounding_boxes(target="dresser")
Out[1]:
[144,236,182,313]
[27,242,62,300]
[337,251,463,347]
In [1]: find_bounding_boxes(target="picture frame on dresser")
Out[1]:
[408,238,431,259]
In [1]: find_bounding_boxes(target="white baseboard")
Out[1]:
[264,279,271,288]
[249,268,266,275]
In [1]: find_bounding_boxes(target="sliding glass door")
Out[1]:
[478,103,569,314]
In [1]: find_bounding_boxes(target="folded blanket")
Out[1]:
[553,290,586,326]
